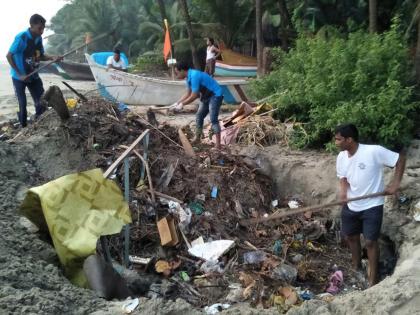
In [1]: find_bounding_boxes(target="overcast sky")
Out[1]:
[0,0,65,62]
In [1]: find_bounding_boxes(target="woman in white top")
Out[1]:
[204,38,220,77]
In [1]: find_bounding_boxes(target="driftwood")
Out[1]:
[103,130,150,178]
[178,128,195,157]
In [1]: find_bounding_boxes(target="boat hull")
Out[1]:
[86,54,249,105]
[215,62,257,77]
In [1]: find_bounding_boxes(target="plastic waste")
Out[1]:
[288,200,299,209]
[122,298,139,314]
[299,289,314,300]
[243,251,267,264]
[291,253,304,264]
[211,186,218,198]
[179,271,191,282]
[188,240,235,261]
[273,240,282,256]
[326,270,343,294]
[204,303,231,314]
[168,201,191,232]
[189,201,204,215]
[200,260,224,273]
[118,102,129,112]
[270,263,298,282]
[66,98,77,109]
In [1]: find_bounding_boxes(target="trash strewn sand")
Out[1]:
[0,83,419,314]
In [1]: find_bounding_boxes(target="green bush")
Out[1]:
[131,52,167,74]
[251,22,419,150]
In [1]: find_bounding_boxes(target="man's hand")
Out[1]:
[19,74,28,82]
[339,191,348,204]
[384,183,399,196]
[174,102,183,112]
[54,55,64,62]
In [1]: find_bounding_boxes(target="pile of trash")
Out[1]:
[3,94,372,313]
[203,102,289,148]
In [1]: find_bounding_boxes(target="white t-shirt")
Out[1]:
[106,56,127,70]
[206,46,216,61]
[336,144,399,211]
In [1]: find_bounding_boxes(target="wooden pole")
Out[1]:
[24,32,110,79]
[240,191,387,226]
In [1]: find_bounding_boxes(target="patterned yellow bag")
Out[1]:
[20,168,131,287]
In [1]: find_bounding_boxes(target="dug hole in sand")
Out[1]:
[0,97,419,315]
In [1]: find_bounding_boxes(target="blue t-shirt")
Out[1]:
[9,29,44,80]
[187,69,223,98]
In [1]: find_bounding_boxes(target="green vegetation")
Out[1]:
[251,21,419,149]
[47,0,420,149]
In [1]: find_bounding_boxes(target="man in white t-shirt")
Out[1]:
[335,124,405,286]
[106,49,127,71]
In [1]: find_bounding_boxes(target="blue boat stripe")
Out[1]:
[221,85,236,103]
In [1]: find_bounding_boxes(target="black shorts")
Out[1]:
[341,204,383,241]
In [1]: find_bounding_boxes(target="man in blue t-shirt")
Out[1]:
[172,61,224,149]
[6,14,61,127]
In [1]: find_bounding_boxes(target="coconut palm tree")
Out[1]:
[178,0,200,68]
[256,0,264,76]
[369,0,378,33]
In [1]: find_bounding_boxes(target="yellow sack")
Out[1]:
[20,168,131,287]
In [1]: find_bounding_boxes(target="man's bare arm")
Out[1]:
[182,92,199,105]
[385,154,406,195]
[339,177,349,202]
[6,52,21,75]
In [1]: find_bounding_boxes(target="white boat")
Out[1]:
[85,53,250,105]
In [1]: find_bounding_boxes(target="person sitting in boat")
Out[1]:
[107,49,127,72]
[172,61,223,150]
[204,38,220,77]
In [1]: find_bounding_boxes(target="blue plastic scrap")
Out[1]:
[273,240,282,256]
[211,186,218,199]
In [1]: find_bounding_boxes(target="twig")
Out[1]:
[177,255,198,264]
[244,241,259,250]
[131,148,156,204]
[171,278,202,297]
[151,190,183,204]
[103,130,149,178]
[133,113,183,149]
[179,228,192,249]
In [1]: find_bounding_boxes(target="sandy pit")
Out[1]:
[0,92,419,315]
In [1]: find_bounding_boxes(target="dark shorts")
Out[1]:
[205,59,216,76]
[341,204,383,241]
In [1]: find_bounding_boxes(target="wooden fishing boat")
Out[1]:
[86,53,249,105]
[40,60,94,81]
[215,49,257,77]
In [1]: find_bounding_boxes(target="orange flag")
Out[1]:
[163,19,172,61]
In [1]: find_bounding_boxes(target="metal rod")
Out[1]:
[123,157,130,267]
[140,133,150,181]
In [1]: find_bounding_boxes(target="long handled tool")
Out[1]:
[239,191,388,226]
[24,31,111,79]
